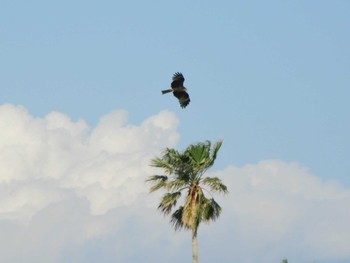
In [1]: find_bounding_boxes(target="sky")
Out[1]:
[1,1,350,262]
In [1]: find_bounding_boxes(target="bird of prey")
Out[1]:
[161,72,190,108]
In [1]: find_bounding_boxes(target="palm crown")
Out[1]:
[146,140,228,236]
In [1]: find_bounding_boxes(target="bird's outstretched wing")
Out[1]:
[173,90,190,108]
[171,72,185,88]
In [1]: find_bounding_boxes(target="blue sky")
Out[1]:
[1,1,350,263]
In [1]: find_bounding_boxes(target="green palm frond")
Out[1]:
[166,178,188,191]
[151,149,194,178]
[202,198,222,221]
[184,140,223,177]
[171,206,188,231]
[158,192,182,215]
[150,157,175,175]
[209,140,223,166]
[202,177,228,194]
[186,141,211,166]
[145,175,168,192]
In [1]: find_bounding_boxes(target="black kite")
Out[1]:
[161,72,190,108]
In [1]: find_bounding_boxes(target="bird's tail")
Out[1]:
[161,89,172,94]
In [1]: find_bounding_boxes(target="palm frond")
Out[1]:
[201,177,228,194]
[186,141,211,166]
[151,148,194,179]
[184,140,224,178]
[158,192,182,215]
[150,157,175,175]
[145,175,168,193]
[171,206,189,231]
[209,140,223,164]
[202,198,222,222]
[166,178,189,191]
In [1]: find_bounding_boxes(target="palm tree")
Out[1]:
[146,140,228,263]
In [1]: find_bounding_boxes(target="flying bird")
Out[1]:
[161,72,190,108]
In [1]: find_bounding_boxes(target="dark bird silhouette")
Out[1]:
[161,72,190,108]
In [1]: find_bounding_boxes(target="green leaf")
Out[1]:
[202,177,228,194]
[158,192,182,215]
[145,175,168,192]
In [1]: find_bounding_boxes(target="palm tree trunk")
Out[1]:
[192,228,198,263]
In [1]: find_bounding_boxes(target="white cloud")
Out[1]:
[0,103,179,220]
[0,103,350,263]
[203,160,350,263]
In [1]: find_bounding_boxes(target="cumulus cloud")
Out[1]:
[203,161,350,263]
[0,103,350,263]
[0,103,179,220]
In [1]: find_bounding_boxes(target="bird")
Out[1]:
[161,72,190,108]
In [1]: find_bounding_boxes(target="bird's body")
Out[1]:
[161,72,190,108]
